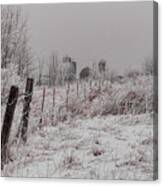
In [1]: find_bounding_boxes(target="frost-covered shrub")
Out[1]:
[67,97,83,117]
[52,75,153,121]
[1,64,24,104]
[119,91,146,114]
[56,106,68,122]
[101,98,118,115]
[88,89,101,102]
[87,75,153,116]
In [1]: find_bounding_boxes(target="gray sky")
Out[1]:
[21,1,153,74]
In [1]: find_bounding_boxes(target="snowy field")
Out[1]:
[1,76,155,180]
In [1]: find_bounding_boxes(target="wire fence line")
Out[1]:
[1,76,152,170]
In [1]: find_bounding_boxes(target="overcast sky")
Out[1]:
[21,1,153,74]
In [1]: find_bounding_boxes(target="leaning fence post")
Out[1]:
[21,78,34,143]
[1,86,19,169]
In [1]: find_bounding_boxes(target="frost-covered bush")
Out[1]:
[67,97,84,117]
[101,97,118,115]
[39,74,154,125]
[1,64,24,104]
[81,75,153,117]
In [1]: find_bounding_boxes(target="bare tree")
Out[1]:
[110,69,117,83]
[37,58,44,86]
[98,59,106,74]
[1,5,33,78]
[46,53,58,86]
[51,53,58,85]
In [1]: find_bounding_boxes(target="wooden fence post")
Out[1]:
[89,79,92,92]
[76,79,79,98]
[98,79,101,91]
[1,86,19,169]
[21,78,34,143]
[83,81,86,100]
[39,87,46,125]
[51,86,55,125]
[66,81,70,111]
[53,85,55,108]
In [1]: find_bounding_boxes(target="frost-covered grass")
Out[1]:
[1,75,155,180]
[2,114,154,180]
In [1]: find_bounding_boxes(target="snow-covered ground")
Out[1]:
[1,76,155,180]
